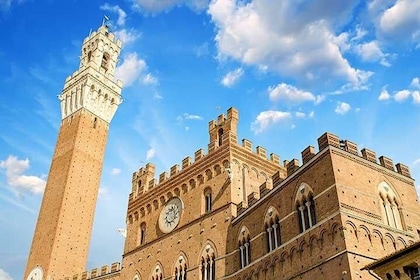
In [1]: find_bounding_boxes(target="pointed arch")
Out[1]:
[199,241,217,280]
[295,183,316,232]
[238,226,251,269]
[264,206,281,252]
[150,262,163,280]
[173,252,188,280]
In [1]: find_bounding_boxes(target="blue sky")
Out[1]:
[1,0,420,279]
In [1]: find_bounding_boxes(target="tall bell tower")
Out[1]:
[24,24,123,280]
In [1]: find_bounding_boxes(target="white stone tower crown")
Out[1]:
[59,24,123,123]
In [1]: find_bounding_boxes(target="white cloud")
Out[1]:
[0,155,46,195]
[354,41,390,66]
[268,83,322,104]
[184,114,203,120]
[153,91,163,100]
[378,88,391,101]
[295,112,306,118]
[131,0,208,13]
[251,110,291,134]
[335,102,351,115]
[412,91,420,103]
[115,52,147,87]
[414,158,420,165]
[114,29,140,45]
[394,89,411,102]
[379,0,420,43]
[110,168,121,175]
[146,148,156,160]
[142,73,159,85]
[208,0,370,87]
[177,113,203,122]
[0,268,13,280]
[351,25,368,42]
[221,68,244,87]
[308,111,315,118]
[100,4,127,26]
[411,77,420,89]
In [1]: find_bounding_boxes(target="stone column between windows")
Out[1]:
[273,224,279,248]
[383,200,392,226]
[267,227,273,251]
[305,201,313,227]
[239,246,244,268]
[299,206,306,231]
[209,259,213,280]
[244,242,249,265]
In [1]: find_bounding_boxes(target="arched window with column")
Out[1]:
[378,182,403,230]
[200,243,216,280]
[238,226,251,269]
[173,254,188,280]
[264,206,281,252]
[151,264,163,280]
[295,183,317,233]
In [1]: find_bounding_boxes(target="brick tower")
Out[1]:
[24,24,123,280]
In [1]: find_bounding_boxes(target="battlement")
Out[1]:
[83,25,122,48]
[129,131,281,202]
[235,131,412,216]
[59,262,121,280]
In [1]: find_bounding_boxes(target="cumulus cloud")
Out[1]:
[146,148,156,160]
[413,91,420,103]
[379,79,420,104]
[115,52,147,87]
[221,68,244,87]
[114,29,140,45]
[208,0,369,87]
[354,41,390,66]
[268,83,323,104]
[100,4,127,26]
[394,90,412,102]
[110,168,121,175]
[0,155,46,195]
[378,88,391,101]
[131,0,208,13]
[251,110,291,134]
[335,102,351,115]
[0,268,13,280]
[378,0,420,43]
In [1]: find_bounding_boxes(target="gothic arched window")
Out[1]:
[238,226,251,269]
[295,184,317,233]
[378,182,403,230]
[264,206,281,252]
[200,244,216,280]
[174,255,187,280]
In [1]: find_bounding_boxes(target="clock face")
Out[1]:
[27,267,43,280]
[159,197,183,233]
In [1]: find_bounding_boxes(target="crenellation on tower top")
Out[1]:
[208,107,239,151]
